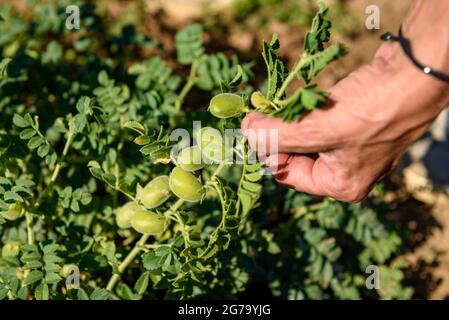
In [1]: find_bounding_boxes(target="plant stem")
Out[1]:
[212,182,227,228]
[236,138,248,217]
[34,129,75,210]
[112,164,120,207]
[25,211,34,245]
[309,201,328,211]
[274,54,308,100]
[106,162,227,292]
[173,210,190,249]
[144,243,173,249]
[29,129,76,240]
[174,59,199,114]
[209,162,226,181]
[117,187,138,202]
[50,129,75,183]
[274,87,302,107]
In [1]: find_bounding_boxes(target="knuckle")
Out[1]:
[337,193,366,204]
[325,175,369,203]
[242,112,260,132]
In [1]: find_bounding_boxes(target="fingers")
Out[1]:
[268,153,372,203]
[269,154,329,196]
[241,69,379,157]
[264,153,291,174]
[241,110,340,156]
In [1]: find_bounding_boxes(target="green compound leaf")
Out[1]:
[41,41,63,65]
[19,128,37,140]
[4,191,23,202]
[77,289,90,300]
[300,44,346,84]
[75,96,94,115]
[134,271,150,295]
[143,251,162,271]
[37,143,50,157]
[23,270,44,286]
[90,288,111,300]
[304,3,333,55]
[27,136,44,149]
[35,283,49,300]
[175,24,204,65]
[123,120,146,135]
[0,58,12,80]
[262,34,287,99]
[13,114,32,128]
[237,159,263,218]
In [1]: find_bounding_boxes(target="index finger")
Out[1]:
[241,108,340,155]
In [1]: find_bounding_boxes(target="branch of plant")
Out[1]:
[174,59,199,114]
[274,53,309,100]
[106,161,227,292]
[199,154,248,259]
[212,182,227,229]
[173,210,191,249]
[31,116,60,179]
[26,129,76,246]
[164,205,190,247]
[20,208,35,291]
[50,129,75,183]
[273,87,302,107]
[235,138,248,217]
[208,162,226,182]
[25,210,34,245]
[115,186,138,202]
[144,243,173,250]
[113,163,120,207]
[32,125,75,206]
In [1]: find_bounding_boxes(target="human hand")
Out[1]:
[242,42,449,203]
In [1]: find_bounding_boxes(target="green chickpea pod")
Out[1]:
[115,201,142,229]
[131,210,167,235]
[197,127,233,164]
[137,175,171,209]
[176,146,204,172]
[169,167,205,202]
[208,93,245,119]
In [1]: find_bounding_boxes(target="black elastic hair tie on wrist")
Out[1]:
[381,26,449,83]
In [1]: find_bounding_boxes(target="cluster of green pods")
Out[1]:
[115,93,247,233]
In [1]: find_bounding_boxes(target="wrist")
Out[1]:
[388,0,449,115]
[372,41,449,128]
[382,36,449,116]
[396,47,449,116]
[402,0,449,72]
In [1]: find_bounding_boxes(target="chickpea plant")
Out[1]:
[0,0,412,300]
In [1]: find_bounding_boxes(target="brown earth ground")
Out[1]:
[7,0,449,299]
